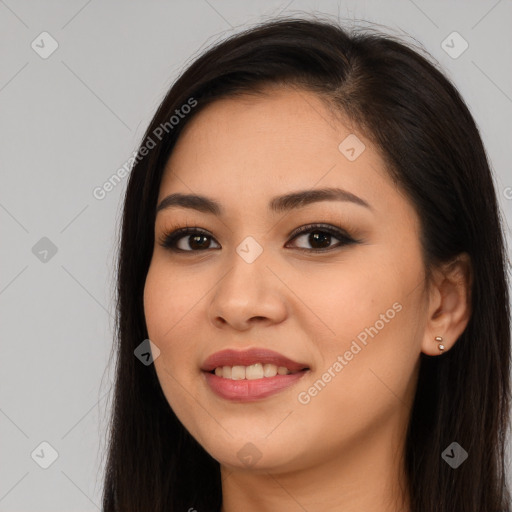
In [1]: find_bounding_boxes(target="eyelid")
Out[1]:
[287,223,353,242]
[157,225,213,248]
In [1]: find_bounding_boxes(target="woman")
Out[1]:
[102,16,511,512]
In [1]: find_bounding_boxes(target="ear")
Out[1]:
[421,253,473,356]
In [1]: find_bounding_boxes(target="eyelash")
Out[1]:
[158,222,360,254]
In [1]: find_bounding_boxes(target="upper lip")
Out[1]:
[201,348,309,372]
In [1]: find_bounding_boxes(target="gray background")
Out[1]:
[1,0,511,510]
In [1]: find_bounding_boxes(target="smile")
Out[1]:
[211,363,304,379]
[201,347,310,402]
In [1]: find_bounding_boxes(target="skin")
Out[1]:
[143,85,472,512]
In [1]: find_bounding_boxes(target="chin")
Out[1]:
[200,435,305,473]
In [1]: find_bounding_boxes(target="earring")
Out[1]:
[435,336,445,352]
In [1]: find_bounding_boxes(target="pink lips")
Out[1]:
[201,348,310,402]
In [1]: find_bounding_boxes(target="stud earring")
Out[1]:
[435,336,445,352]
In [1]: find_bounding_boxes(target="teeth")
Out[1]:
[263,363,277,377]
[212,363,298,379]
[245,364,263,380]
[232,365,246,380]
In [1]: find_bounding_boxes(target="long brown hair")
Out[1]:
[102,16,511,511]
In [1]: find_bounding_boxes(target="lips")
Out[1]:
[201,348,309,373]
[201,348,311,402]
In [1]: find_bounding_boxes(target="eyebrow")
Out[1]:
[156,187,372,216]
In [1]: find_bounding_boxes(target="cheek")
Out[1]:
[143,263,205,427]
[293,292,422,453]
[144,261,199,342]
[143,263,200,392]
[294,257,396,343]
[303,250,424,396]
[143,265,170,344]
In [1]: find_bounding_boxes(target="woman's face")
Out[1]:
[143,86,430,473]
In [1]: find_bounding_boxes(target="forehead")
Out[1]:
[159,87,389,203]
[174,86,344,148]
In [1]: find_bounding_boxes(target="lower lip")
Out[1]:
[203,370,308,402]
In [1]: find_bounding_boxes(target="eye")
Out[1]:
[158,223,359,253]
[159,227,220,252]
[286,223,358,252]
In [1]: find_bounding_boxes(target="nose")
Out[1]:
[207,248,288,331]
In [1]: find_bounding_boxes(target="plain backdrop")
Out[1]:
[1,1,511,510]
